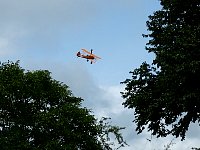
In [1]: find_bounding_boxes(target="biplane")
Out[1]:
[76,48,101,64]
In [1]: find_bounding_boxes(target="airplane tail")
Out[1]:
[77,51,81,57]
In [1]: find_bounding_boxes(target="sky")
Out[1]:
[0,0,200,149]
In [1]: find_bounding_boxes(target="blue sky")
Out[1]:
[1,0,200,149]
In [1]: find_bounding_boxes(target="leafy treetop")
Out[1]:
[0,61,126,150]
[121,0,200,140]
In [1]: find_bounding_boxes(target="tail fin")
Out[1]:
[77,51,81,57]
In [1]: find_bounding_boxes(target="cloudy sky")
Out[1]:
[1,0,200,149]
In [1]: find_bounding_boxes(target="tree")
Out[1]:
[0,61,126,150]
[121,0,200,140]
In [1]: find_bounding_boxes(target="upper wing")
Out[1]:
[81,49,92,55]
[81,48,101,59]
[92,54,101,59]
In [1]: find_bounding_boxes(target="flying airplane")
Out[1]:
[76,48,101,64]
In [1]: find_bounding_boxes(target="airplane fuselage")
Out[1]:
[81,55,95,59]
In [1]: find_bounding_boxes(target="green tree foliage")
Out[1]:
[121,0,200,140]
[0,61,126,150]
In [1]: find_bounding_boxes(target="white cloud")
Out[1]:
[0,0,98,56]
[77,84,200,150]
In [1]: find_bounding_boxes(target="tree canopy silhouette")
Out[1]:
[121,0,200,140]
[0,61,126,150]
